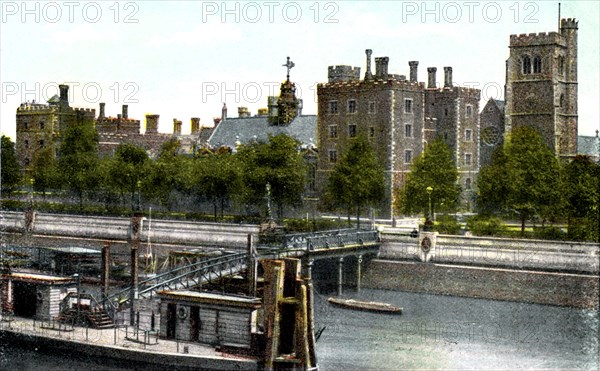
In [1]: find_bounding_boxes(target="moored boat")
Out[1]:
[327,297,402,314]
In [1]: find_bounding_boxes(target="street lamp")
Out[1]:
[136,180,142,211]
[73,273,81,323]
[426,186,433,221]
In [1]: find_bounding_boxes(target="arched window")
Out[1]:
[522,55,531,74]
[533,56,542,73]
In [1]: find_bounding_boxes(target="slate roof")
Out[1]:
[207,115,317,149]
[494,100,505,113]
[577,135,599,158]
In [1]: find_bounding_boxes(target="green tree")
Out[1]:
[191,152,243,221]
[144,138,190,210]
[0,135,22,192]
[562,155,599,241]
[476,147,509,215]
[401,139,460,217]
[237,134,307,219]
[326,136,385,228]
[107,143,149,211]
[31,146,60,198]
[57,112,100,209]
[477,126,562,235]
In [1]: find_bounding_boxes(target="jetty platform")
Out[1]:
[0,316,259,370]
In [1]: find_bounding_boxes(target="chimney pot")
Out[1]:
[122,104,128,119]
[99,102,105,119]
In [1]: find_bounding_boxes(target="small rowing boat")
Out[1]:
[327,297,402,314]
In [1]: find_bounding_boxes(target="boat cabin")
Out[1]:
[0,272,77,320]
[158,290,262,349]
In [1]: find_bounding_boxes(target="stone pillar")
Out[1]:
[337,257,344,296]
[409,61,419,83]
[427,67,437,88]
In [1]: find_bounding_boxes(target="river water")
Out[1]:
[1,281,598,370]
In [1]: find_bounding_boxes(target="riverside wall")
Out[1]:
[366,229,600,308]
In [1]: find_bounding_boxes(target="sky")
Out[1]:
[1,1,599,140]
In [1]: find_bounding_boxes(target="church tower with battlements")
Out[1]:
[505,18,578,158]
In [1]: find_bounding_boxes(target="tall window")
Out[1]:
[533,56,542,74]
[40,121,45,130]
[348,124,357,138]
[404,150,413,164]
[522,55,531,74]
[348,100,356,114]
[466,105,473,117]
[24,139,29,148]
[466,178,472,190]
[329,125,338,139]
[559,94,565,108]
[465,153,472,166]
[405,124,412,138]
[558,56,565,74]
[369,127,375,138]
[328,149,337,163]
[465,129,472,141]
[329,101,338,114]
[38,139,44,148]
[404,99,413,113]
[368,101,376,114]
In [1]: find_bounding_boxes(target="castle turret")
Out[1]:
[59,84,69,107]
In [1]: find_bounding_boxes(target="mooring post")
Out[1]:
[356,255,363,292]
[337,257,344,296]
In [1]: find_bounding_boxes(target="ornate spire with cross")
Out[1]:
[282,56,295,81]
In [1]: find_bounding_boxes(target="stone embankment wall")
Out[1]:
[0,211,259,249]
[367,229,599,308]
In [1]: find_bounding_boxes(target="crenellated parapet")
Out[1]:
[17,104,57,113]
[328,65,361,82]
[510,32,565,47]
[560,18,578,29]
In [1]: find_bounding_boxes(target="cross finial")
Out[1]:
[282,56,295,81]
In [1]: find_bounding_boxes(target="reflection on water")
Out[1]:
[313,288,599,370]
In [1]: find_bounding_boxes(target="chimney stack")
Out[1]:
[191,117,200,134]
[99,102,105,119]
[238,107,250,118]
[364,49,373,80]
[381,57,389,78]
[173,119,182,135]
[375,57,382,78]
[122,105,128,119]
[59,84,69,104]
[427,67,437,88]
[221,103,227,121]
[297,99,303,116]
[444,67,453,88]
[409,61,419,83]
[145,114,159,134]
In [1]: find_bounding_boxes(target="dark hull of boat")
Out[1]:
[327,297,402,314]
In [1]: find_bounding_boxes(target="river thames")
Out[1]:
[1,285,597,370]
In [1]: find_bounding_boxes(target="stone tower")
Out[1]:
[505,18,578,158]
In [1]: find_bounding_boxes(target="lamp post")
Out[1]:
[136,180,142,211]
[73,273,81,323]
[426,186,433,221]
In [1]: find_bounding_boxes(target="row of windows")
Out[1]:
[522,55,542,75]
[23,139,45,148]
[327,148,474,167]
[328,124,473,141]
[328,99,414,114]
[20,122,46,130]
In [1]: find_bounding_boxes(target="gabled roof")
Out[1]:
[577,135,599,158]
[207,115,317,149]
[47,94,60,104]
[493,99,505,113]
